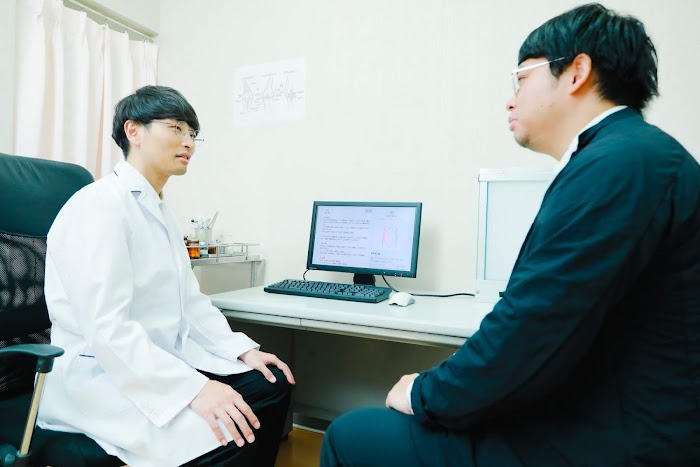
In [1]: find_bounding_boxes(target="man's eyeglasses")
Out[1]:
[511,57,567,94]
[151,120,204,145]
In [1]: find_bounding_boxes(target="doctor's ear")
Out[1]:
[124,120,143,147]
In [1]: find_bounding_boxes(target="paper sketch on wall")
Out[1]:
[233,59,306,128]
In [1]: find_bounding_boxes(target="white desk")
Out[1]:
[210,287,494,423]
[210,287,494,347]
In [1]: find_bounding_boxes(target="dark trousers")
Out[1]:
[321,407,521,467]
[183,367,292,467]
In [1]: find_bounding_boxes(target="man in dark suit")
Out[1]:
[321,3,699,466]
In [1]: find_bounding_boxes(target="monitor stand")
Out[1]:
[353,273,375,286]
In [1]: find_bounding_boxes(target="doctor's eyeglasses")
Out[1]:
[151,120,204,145]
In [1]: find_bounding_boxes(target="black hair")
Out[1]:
[518,3,658,111]
[112,85,200,158]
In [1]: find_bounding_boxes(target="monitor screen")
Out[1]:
[307,201,422,278]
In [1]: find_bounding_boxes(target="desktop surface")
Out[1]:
[210,286,494,346]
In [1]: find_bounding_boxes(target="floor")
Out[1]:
[275,427,324,467]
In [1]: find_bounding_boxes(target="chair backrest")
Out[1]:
[0,153,93,400]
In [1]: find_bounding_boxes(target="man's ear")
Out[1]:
[564,53,594,95]
[124,120,142,148]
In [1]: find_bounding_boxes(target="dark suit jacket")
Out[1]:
[411,108,700,466]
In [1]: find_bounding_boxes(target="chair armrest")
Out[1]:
[0,344,64,373]
[0,344,65,465]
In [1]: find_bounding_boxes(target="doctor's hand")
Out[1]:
[386,373,419,415]
[189,380,259,448]
[239,349,296,385]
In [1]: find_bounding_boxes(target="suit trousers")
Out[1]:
[321,407,523,467]
[183,366,292,467]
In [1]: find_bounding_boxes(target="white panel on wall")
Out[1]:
[484,180,550,281]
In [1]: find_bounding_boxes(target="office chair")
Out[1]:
[0,153,122,467]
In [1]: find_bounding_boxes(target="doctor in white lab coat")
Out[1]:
[37,86,294,467]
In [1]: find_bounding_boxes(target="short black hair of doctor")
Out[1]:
[517,3,659,112]
[112,85,200,158]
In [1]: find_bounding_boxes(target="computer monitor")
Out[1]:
[476,168,553,302]
[306,201,422,285]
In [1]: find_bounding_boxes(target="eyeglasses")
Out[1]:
[511,57,567,94]
[151,120,204,145]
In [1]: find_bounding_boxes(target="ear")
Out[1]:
[566,53,594,95]
[124,120,142,148]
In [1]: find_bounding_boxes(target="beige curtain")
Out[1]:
[13,0,158,178]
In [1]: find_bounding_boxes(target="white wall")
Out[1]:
[0,0,16,153]
[157,0,700,294]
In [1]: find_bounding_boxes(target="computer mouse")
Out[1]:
[388,292,415,307]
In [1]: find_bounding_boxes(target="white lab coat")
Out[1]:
[37,161,259,467]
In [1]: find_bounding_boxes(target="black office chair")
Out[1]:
[0,153,122,467]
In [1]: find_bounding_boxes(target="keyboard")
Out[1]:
[264,279,392,303]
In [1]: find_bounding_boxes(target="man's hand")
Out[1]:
[385,373,419,415]
[239,349,296,385]
[189,380,260,447]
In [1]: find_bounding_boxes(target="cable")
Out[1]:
[381,276,475,297]
[298,272,475,297]
[381,276,398,292]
